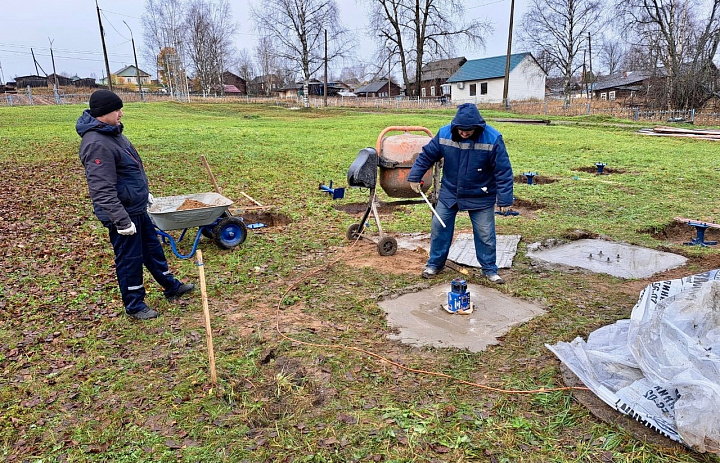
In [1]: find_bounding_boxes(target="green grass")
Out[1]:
[1,101,719,462]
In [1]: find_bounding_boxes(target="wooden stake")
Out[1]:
[201,155,222,195]
[239,191,263,207]
[195,250,217,385]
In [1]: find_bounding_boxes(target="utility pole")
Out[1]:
[49,38,59,89]
[49,38,61,104]
[31,48,40,76]
[124,21,144,101]
[323,29,328,107]
[587,32,593,100]
[96,0,113,91]
[502,0,516,109]
[388,46,392,97]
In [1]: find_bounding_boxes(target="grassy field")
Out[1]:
[2,101,720,462]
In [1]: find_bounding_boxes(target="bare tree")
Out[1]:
[598,37,626,75]
[142,0,189,98]
[254,36,281,96]
[618,0,720,109]
[236,48,256,88]
[185,0,237,96]
[251,0,351,106]
[518,0,606,100]
[368,0,489,96]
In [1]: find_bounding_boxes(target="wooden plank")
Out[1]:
[653,126,720,136]
[674,217,720,229]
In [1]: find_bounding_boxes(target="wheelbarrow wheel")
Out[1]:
[201,227,215,239]
[346,223,363,241]
[213,216,247,249]
[202,211,231,239]
[377,236,397,256]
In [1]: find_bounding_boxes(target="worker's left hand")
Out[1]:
[498,206,512,214]
[148,193,155,206]
[409,182,422,194]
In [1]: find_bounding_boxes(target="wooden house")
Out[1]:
[222,71,246,94]
[354,80,401,97]
[447,53,546,104]
[408,57,466,98]
[114,65,152,86]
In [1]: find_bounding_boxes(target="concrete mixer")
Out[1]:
[346,126,441,256]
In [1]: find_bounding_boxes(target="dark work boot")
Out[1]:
[128,307,159,320]
[166,283,195,302]
[421,266,440,279]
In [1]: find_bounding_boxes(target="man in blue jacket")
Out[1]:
[77,90,193,319]
[407,103,514,282]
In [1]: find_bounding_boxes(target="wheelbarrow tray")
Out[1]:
[148,192,233,231]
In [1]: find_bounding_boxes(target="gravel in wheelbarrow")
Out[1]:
[148,192,233,231]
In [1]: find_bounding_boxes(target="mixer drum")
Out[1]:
[378,132,434,198]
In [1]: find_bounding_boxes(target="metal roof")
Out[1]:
[447,53,532,82]
[355,80,396,93]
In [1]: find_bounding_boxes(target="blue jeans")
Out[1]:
[107,212,182,314]
[426,201,498,275]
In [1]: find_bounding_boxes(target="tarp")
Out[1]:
[547,270,720,454]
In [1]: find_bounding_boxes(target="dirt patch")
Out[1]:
[334,201,411,215]
[336,240,427,274]
[241,211,292,228]
[507,197,547,220]
[513,174,558,185]
[574,165,626,175]
[642,219,720,247]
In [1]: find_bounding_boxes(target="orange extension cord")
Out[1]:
[273,237,588,395]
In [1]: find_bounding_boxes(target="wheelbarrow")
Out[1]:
[148,192,247,259]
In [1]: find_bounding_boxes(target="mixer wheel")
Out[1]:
[346,223,363,241]
[377,236,397,256]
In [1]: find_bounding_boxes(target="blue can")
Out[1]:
[447,278,470,313]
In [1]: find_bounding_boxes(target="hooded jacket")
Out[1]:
[76,109,149,228]
[407,103,513,211]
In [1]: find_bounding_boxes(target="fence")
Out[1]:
[3,86,720,126]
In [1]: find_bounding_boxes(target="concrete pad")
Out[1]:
[448,233,521,269]
[526,239,687,279]
[379,283,546,352]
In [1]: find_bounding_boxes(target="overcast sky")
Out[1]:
[0,0,528,82]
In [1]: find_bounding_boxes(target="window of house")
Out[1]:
[609,91,616,101]
[470,83,477,96]
[600,93,607,100]
[421,87,426,97]
[430,86,436,96]
[480,82,488,95]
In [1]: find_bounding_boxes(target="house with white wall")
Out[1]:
[446,53,546,104]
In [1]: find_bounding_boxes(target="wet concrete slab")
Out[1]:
[379,283,546,352]
[526,238,687,279]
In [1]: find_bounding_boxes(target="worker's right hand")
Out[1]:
[117,222,137,236]
[409,182,422,194]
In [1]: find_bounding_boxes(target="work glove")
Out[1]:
[498,206,511,214]
[117,222,137,236]
[148,193,155,205]
[409,182,422,194]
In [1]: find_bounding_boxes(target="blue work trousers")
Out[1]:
[426,201,498,275]
[107,212,181,314]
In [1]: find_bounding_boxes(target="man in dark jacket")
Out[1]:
[407,103,514,282]
[77,90,193,319]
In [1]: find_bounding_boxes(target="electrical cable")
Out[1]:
[272,229,588,395]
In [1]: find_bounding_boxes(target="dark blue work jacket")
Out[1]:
[408,105,514,211]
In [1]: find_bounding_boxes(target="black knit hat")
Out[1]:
[89,90,123,117]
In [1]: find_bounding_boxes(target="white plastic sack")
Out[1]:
[547,269,720,453]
